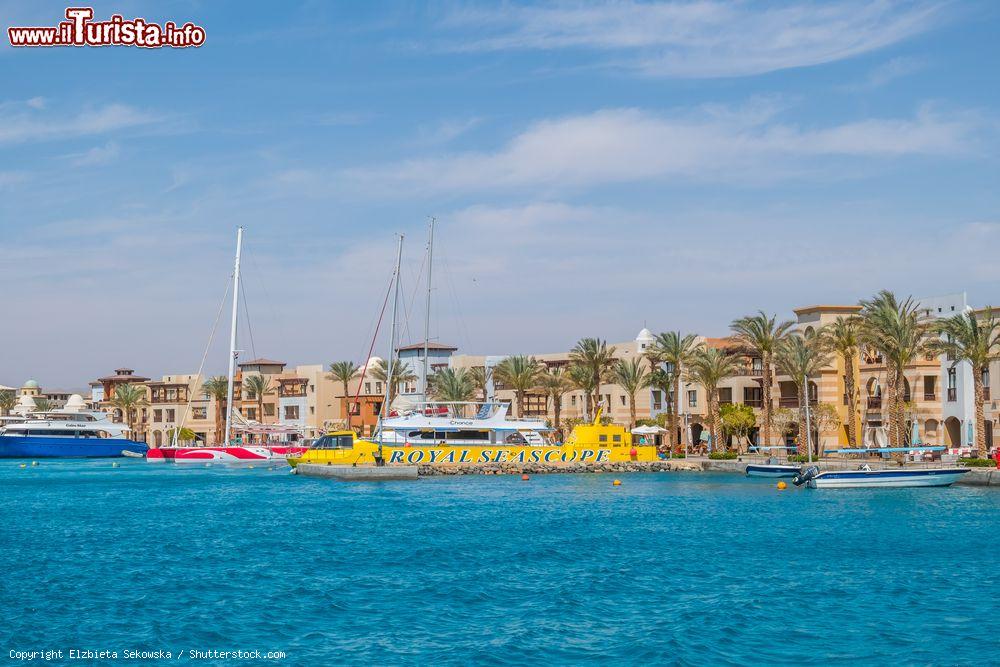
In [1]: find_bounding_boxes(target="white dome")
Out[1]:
[23,379,39,389]
[64,394,86,412]
[12,394,36,416]
[636,328,655,343]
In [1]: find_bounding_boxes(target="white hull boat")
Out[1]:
[805,467,969,489]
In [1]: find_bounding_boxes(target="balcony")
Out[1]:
[735,366,765,376]
[947,388,957,402]
[779,397,799,408]
[923,392,937,401]
[867,396,882,410]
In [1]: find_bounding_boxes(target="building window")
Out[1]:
[365,382,371,394]
[153,409,162,422]
[284,405,300,420]
[718,388,732,404]
[264,404,275,416]
[652,390,662,411]
[246,408,257,421]
[688,390,697,408]
[923,376,936,401]
[947,368,957,402]
[744,387,762,408]
[571,395,577,406]
[192,407,207,420]
[620,395,626,406]
[166,409,175,422]
[376,382,383,394]
[310,406,315,414]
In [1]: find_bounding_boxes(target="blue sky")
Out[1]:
[2,0,998,388]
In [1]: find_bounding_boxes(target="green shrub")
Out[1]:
[787,454,810,463]
[708,451,738,460]
[959,457,996,467]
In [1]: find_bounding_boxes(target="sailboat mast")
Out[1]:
[379,234,404,446]
[804,372,813,463]
[223,226,243,447]
[422,217,435,400]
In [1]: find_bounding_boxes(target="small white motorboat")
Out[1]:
[795,464,969,489]
[745,463,801,478]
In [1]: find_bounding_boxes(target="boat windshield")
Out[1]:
[311,434,354,450]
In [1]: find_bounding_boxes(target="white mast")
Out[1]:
[422,217,435,400]
[223,226,243,447]
[804,373,814,463]
[379,234,404,449]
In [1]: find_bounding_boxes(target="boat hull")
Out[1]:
[745,464,801,478]
[807,468,969,488]
[290,443,658,468]
[146,445,308,463]
[0,435,148,458]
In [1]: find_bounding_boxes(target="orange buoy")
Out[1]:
[613,479,622,486]
[777,481,788,490]
[521,474,530,481]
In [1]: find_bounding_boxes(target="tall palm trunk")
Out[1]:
[884,367,898,449]
[761,352,773,447]
[592,373,601,416]
[844,355,859,447]
[584,392,592,420]
[628,396,637,430]
[553,396,562,431]
[516,390,524,418]
[706,394,718,453]
[797,384,808,456]
[341,381,350,429]
[216,400,226,445]
[670,374,681,449]
[974,365,986,457]
[894,371,907,450]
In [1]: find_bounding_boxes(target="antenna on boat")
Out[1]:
[223,226,243,448]
[378,233,404,464]
[422,217,435,401]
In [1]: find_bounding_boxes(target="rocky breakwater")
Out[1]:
[417,459,703,476]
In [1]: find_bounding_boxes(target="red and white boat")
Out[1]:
[147,443,308,463]
[144,227,310,465]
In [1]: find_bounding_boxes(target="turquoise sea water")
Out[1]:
[2,460,998,666]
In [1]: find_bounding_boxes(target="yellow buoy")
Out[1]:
[19,463,27,469]
[777,481,787,490]
[613,479,622,487]
[248,465,255,469]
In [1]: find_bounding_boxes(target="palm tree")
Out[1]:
[166,426,198,444]
[611,357,651,429]
[468,366,492,401]
[427,368,476,402]
[821,316,862,448]
[774,332,833,457]
[650,331,701,448]
[566,363,597,418]
[494,355,541,417]
[927,308,1000,456]
[859,291,931,448]
[242,373,274,424]
[327,361,359,428]
[731,312,794,452]
[370,359,417,406]
[111,383,147,442]
[33,398,54,413]
[685,348,741,453]
[202,376,230,445]
[569,338,617,417]
[0,390,15,416]
[534,367,573,431]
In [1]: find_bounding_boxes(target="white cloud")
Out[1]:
[840,56,926,91]
[343,102,984,194]
[0,103,158,145]
[65,141,121,167]
[438,0,943,77]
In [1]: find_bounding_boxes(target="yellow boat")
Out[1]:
[288,409,658,468]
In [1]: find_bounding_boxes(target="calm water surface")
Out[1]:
[1,460,998,666]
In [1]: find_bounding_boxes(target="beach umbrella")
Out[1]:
[967,421,974,447]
